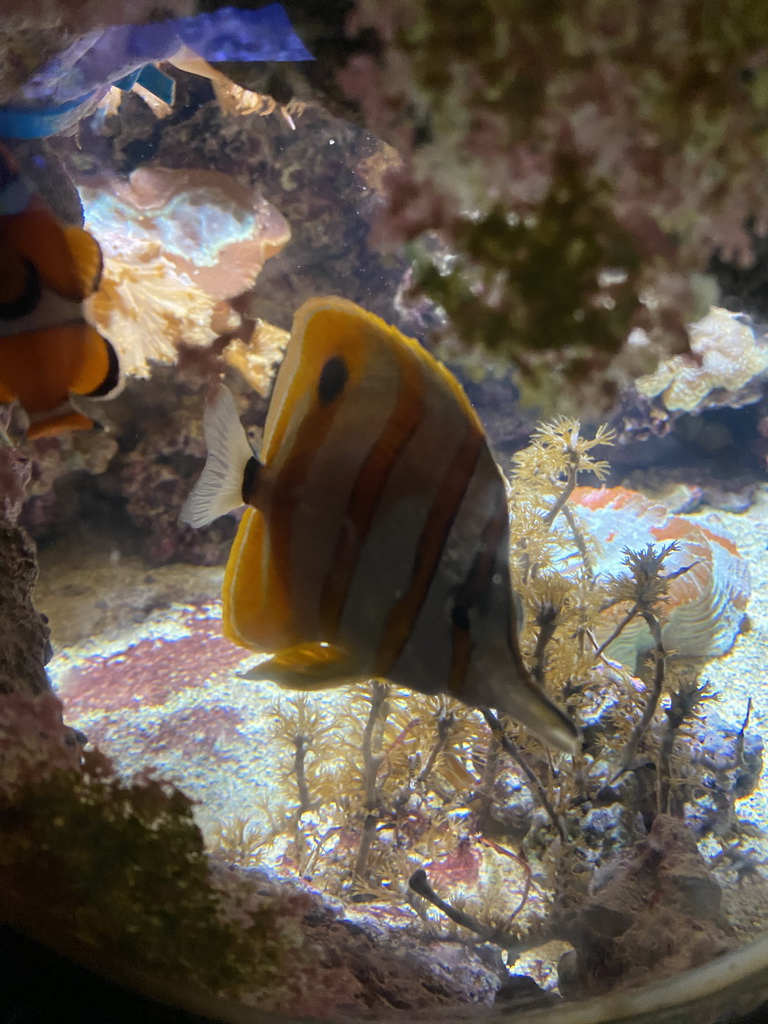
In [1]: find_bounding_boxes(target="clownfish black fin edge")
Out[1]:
[180,383,256,529]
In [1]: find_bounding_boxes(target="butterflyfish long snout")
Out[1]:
[0,143,121,439]
[181,296,581,754]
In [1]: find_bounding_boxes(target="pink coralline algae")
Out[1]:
[337,0,768,412]
[569,486,751,670]
[50,601,263,824]
[80,166,290,378]
[57,605,243,717]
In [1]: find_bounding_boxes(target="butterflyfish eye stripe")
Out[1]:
[319,344,426,640]
[317,354,348,405]
[373,423,484,677]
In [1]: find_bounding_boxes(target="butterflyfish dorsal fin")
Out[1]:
[179,384,258,529]
[239,642,366,690]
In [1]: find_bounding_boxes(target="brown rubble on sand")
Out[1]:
[555,814,735,998]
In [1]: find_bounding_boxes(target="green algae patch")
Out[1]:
[0,747,278,995]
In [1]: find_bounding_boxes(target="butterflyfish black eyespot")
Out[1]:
[317,355,348,405]
[451,601,471,631]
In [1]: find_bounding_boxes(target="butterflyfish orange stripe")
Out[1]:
[261,305,368,464]
[225,321,369,651]
[373,422,484,677]
[267,366,357,628]
[319,340,426,640]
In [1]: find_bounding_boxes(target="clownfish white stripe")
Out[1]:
[179,385,254,529]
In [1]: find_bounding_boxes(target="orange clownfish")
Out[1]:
[0,143,121,439]
[181,296,580,753]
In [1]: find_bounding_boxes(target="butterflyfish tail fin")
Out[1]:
[180,384,256,528]
[240,642,367,690]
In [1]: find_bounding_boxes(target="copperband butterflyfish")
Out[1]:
[181,296,580,754]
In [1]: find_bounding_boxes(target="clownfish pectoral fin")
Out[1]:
[240,642,368,691]
[180,384,259,528]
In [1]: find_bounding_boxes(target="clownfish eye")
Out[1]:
[450,601,471,631]
[318,355,348,405]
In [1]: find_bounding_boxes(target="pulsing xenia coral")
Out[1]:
[212,417,759,993]
[341,0,768,409]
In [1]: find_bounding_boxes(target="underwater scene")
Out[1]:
[5,3,768,1023]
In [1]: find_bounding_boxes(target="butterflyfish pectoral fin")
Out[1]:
[240,642,367,690]
[180,384,260,528]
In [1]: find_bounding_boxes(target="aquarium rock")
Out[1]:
[0,525,52,696]
[636,308,768,416]
[557,814,734,996]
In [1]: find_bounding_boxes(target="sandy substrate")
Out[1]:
[33,481,768,838]
[688,484,768,831]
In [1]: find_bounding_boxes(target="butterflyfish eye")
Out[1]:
[450,601,471,631]
[317,355,348,405]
